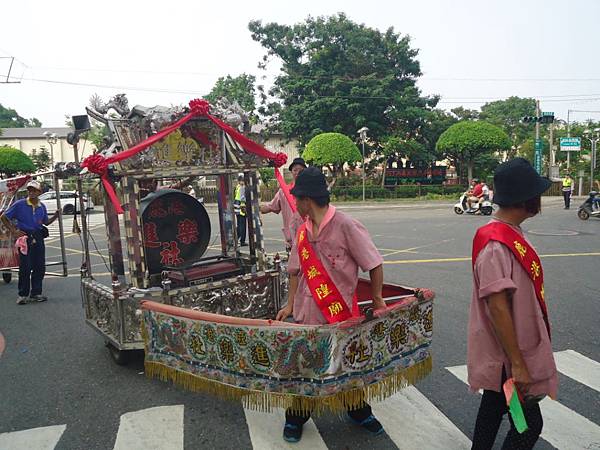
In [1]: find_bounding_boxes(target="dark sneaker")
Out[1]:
[16,296,28,305]
[350,414,384,435]
[283,422,303,443]
[30,295,48,302]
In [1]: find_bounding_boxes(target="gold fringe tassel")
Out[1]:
[145,355,432,415]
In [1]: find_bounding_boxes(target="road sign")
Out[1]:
[534,139,543,174]
[560,137,581,152]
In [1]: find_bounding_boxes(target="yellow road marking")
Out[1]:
[384,252,600,265]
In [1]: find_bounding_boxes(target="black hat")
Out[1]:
[492,158,552,206]
[288,157,307,171]
[290,166,329,198]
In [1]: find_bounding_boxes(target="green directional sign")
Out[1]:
[534,139,543,174]
[560,137,581,152]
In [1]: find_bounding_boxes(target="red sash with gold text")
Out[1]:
[296,223,352,324]
[472,221,550,337]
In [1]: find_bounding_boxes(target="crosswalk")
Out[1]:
[46,213,106,241]
[1,349,599,450]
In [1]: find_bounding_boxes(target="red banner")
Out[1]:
[472,221,550,337]
[296,223,352,324]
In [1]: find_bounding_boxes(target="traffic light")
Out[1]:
[521,116,540,123]
[540,114,554,124]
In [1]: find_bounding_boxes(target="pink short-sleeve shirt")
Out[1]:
[288,206,383,325]
[263,188,304,246]
[467,219,558,398]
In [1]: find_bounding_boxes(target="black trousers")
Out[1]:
[472,388,543,450]
[285,402,372,426]
[236,214,247,244]
[562,190,571,208]
[18,234,46,297]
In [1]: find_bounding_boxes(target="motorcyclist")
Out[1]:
[467,179,483,212]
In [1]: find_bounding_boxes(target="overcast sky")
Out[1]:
[2,0,600,127]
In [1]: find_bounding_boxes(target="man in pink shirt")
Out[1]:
[468,158,557,449]
[260,157,306,250]
[275,166,386,443]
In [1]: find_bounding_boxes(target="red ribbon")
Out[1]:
[81,99,288,214]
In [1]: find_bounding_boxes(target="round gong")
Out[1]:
[140,189,211,274]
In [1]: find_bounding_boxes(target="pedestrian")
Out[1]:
[561,173,573,209]
[275,166,387,443]
[259,157,306,251]
[0,180,59,304]
[234,175,247,246]
[468,158,558,450]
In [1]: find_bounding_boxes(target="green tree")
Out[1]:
[0,103,42,128]
[303,132,361,177]
[204,74,257,118]
[436,121,511,181]
[249,14,438,148]
[479,97,536,157]
[0,146,36,178]
[451,106,479,121]
[30,147,52,171]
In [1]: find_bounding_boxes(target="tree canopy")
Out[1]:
[436,121,511,181]
[30,147,52,171]
[249,13,438,148]
[303,132,361,176]
[204,73,257,118]
[0,146,36,178]
[0,103,42,128]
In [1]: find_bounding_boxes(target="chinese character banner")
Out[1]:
[141,291,433,414]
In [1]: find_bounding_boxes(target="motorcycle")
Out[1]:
[454,192,494,216]
[577,191,600,220]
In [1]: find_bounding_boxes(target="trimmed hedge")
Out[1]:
[331,184,467,201]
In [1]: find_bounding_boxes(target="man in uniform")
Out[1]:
[260,157,306,250]
[234,175,247,246]
[275,167,386,443]
[0,180,59,304]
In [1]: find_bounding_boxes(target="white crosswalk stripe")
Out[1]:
[446,349,600,450]
[46,213,106,240]
[1,349,599,449]
[113,405,184,450]
[244,407,328,449]
[372,386,471,449]
[0,424,66,450]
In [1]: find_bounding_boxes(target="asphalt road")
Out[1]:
[0,198,598,450]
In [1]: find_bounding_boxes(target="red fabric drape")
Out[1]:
[81,99,288,214]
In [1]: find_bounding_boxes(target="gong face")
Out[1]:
[140,189,211,274]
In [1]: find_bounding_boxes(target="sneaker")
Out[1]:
[350,414,384,435]
[29,295,48,302]
[16,296,28,305]
[283,422,303,443]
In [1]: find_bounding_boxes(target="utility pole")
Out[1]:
[534,100,542,174]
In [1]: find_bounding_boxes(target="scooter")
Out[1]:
[454,192,494,216]
[577,191,600,220]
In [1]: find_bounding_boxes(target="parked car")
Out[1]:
[39,190,94,214]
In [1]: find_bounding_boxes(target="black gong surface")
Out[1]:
[140,189,211,274]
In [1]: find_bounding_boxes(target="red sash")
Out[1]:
[472,221,550,337]
[296,223,352,323]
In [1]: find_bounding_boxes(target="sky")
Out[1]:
[2,0,600,127]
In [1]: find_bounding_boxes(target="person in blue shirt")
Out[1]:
[0,180,59,304]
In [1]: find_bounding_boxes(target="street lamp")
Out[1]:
[357,127,369,202]
[43,131,57,169]
[583,128,600,190]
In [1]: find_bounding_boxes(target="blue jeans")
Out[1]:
[18,232,46,297]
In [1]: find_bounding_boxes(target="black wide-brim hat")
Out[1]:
[493,157,552,206]
[288,157,307,171]
[290,166,329,198]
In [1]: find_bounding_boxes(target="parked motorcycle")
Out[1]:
[577,191,600,220]
[454,192,494,215]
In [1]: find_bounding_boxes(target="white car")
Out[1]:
[39,190,94,214]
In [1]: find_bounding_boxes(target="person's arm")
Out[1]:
[46,210,60,225]
[169,176,195,191]
[369,264,386,310]
[0,214,24,236]
[276,274,297,321]
[260,190,282,214]
[487,290,532,391]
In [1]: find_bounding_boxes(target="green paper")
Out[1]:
[508,390,529,433]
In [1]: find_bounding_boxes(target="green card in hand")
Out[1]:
[503,378,529,434]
